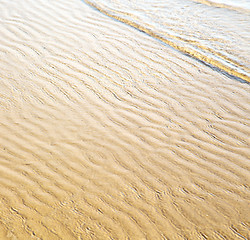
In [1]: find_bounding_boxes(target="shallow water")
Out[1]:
[0,0,249,239]
[85,0,250,82]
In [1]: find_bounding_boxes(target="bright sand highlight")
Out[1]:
[0,0,249,239]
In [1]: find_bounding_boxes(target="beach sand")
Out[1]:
[0,0,249,239]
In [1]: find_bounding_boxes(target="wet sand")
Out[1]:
[0,0,249,239]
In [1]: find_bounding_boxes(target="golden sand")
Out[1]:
[0,0,249,239]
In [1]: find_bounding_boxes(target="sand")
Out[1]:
[0,0,249,239]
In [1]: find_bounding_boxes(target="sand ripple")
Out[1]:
[0,0,249,239]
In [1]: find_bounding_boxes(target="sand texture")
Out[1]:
[0,0,249,239]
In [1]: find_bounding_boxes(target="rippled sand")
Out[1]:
[0,0,249,239]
